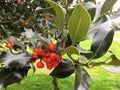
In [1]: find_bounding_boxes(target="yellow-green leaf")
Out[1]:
[46,0,65,30]
[62,46,80,56]
[68,4,91,43]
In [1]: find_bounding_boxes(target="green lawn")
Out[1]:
[114,31,120,38]
[2,70,74,90]
[1,32,120,90]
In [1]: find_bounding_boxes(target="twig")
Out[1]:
[52,77,60,90]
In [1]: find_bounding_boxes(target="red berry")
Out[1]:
[32,52,39,59]
[36,61,44,68]
[42,57,47,62]
[46,58,51,63]
[45,52,50,57]
[49,53,57,60]
[34,48,40,53]
[46,62,53,70]
[47,43,56,52]
[38,49,45,56]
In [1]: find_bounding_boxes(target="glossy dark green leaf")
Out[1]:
[65,34,72,48]
[110,9,120,19]
[22,30,37,39]
[84,0,96,20]
[93,1,104,19]
[68,4,91,43]
[101,0,117,15]
[55,39,63,55]
[50,59,75,78]
[83,1,96,20]
[88,15,108,39]
[84,0,96,3]
[74,64,91,90]
[37,35,49,50]
[88,8,96,20]
[46,0,65,30]
[84,2,96,10]
[90,29,114,59]
[77,45,93,59]
[0,51,31,68]
[0,66,30,88]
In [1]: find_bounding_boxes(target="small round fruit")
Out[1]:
[47,43,56,52]
[24,21,29,26]
[5,40,14,49]
[36,61,44,68]
[32,52,39,59]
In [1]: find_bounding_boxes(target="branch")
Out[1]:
[52,77,60,90]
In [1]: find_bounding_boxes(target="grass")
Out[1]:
[1,70,74,90]
[1,32,120,90]
[114,31,120,38]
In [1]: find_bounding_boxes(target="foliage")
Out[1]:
[0,0,120,90]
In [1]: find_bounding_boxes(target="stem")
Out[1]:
[0,20,21,24]
[88,57,112,68]
[65,0,69,29]
[52,77,60,90]
[1,25,10,37]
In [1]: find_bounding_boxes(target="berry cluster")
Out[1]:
[32,43,61,70]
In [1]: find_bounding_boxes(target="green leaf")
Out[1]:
[84,0,96,3]
[67,0,73,4]
[102,66,120,73]
[84,2,96,10]
[0,25,10,39]
[74,64,91,90]
[101,54,120,73]
[83,1,96,20]
[71,54,79,60]
[62,46,80,61]
[0,51,31,68]
[90,29,114,59]
[46,0,65,30]
[37,7,55,15]
[88,15,108,39]
[77,45,93,59]
[87,53,120,68]
[110,9,120,19]
[68,4,91,43]
[65,34,72,47]
[105,54,120,66]
[0,66,30,88]
[101,0,117,15]
[22,30,37,39]
[88,8,96,20]
[9,36,26,51]
[50,59,75,78]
